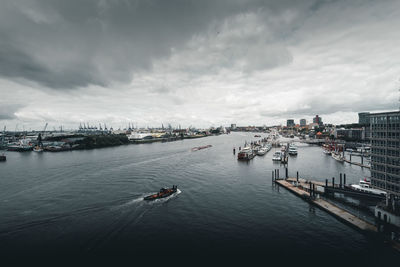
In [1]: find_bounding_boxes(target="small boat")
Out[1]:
[350,178,386,197]
[256,147,267,156]
[254,135,261,137]
[144,185,178,201]
[288,146,298,155]
[272,151,282,161]
[33,146,43,152]
[322,149,331,155]
[192,145,212,151]
[238,147,255,160]
[332,152,344,162]
[0,153,6,162]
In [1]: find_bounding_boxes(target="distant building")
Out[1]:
[231,124,237,130]
[287,119,295,127]
[358,112,370,125]
[313,115,323,126]
[370,111,400,197]
[335,128,363,141]
[300,119,307,127]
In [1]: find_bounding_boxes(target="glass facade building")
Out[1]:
[370,111,400,197]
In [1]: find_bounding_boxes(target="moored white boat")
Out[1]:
[350,178,386,197]
[272,151,282,161]
[332,152,344,162]
[256,147,267,156]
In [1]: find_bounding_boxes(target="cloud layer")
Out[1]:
[1,0,399,129]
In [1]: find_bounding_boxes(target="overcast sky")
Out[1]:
[1,0,399,130]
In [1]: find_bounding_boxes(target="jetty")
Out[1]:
[273,176,377,233]
[343,158,370,168]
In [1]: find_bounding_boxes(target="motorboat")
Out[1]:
[144,185,178,200]
[238,147,255,160]
[272,151,282,161]
[33,146,43,152]
[288,145,298,155]
[350,179,386,197]
[0,153,6,161]
[322,149,331,155]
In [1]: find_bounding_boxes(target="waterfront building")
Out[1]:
[313,115,323,126]
[370,111,400,197]
[358,112,370,125]
[300,119,306,127]
[231,124,237,130]
[335,128,364,141]
[287,119,295,127]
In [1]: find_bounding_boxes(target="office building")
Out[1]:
[370,111,400,197]
[300,119,306,127]
[287,119,295,127]
[358,112,370,125]
[313,115,323,126]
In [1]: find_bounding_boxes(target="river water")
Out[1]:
[0,132,398,265]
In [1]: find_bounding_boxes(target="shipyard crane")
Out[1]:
[43,123,48,133]
[1,126,5,148]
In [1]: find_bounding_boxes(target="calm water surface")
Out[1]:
[0,133,398,265]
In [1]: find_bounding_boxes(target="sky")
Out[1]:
[0,0,399,130]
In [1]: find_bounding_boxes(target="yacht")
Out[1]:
[128,132,153,141]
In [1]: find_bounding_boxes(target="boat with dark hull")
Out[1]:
[144,185,178,201]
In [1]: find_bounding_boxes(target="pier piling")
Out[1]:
[296,171,299,182]
[285,167,288,179]
[344,174,346,186]
[340,174,342,188]
[332,177,335,188]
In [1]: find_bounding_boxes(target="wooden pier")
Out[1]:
[274,178,377,233]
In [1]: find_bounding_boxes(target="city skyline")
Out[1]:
[1,0,399,129]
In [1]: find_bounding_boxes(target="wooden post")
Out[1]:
[361,155,364,165]
[350,154,352,162]
[309,182,312,196]
[344,174,346,186]
[332,177,335,188]
[340,174,342,188]
[277,169,279,179]
[296,171,299,182]
[285,167,288,179]
[272,170,274,181]
[325,179,328,187]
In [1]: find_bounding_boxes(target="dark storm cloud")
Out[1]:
[0,0,312,89]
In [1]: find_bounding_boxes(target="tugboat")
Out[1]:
[144,185,178,201]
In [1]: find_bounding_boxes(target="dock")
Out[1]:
[274,178,377,233]
[343,158,370,169]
